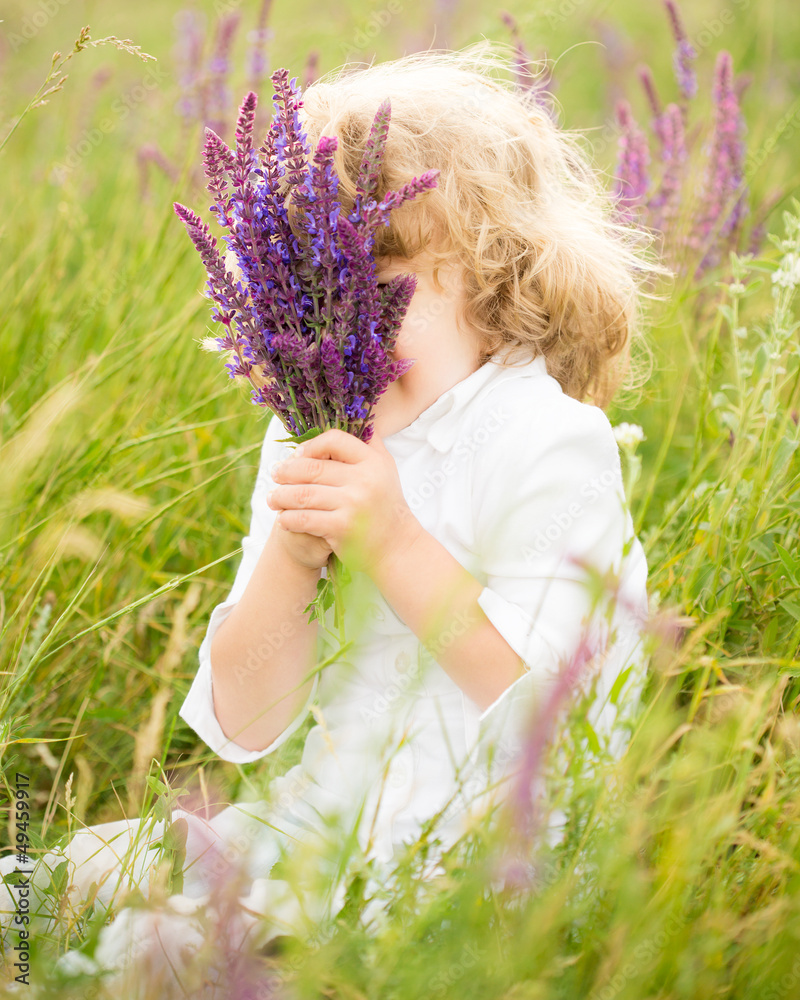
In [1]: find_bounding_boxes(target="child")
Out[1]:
[1,41,656,990]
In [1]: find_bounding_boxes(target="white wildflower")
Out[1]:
[612,422,645,449]
[771,253,800,290]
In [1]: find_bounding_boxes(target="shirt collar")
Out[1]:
[382,347,549,455]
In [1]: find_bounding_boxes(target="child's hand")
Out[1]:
[266,429,422,576]
[270,518,334,572]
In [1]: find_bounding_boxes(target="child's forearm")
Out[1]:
[209,523,322,752]
[370,523,527,713]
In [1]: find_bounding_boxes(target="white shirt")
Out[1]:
[178,346,650,867]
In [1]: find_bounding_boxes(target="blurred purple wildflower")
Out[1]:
[492,628,600,894]
[693,50,748,275]
[592,18,631,107]
[491,565,652,895]
[431,0,460,48]
[520,638,597,825]
[612,100,650,223]
[204,11,242,140]
[137,142,179,199]
[173,8,205,124]
[500,11,557,119]
[647,103,687,235]
[608,3,759,279]
[664,0,698,100]
[639,64,661,119]
[304,49,320,90]
[175,70,439,445]
[247,0,274,91]
[638,64,670,149]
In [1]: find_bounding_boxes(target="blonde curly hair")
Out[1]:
[299,40,664,409]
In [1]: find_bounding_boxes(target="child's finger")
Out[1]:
[276,507,334,538]
[295,428,367,464]
[270,455,350,487]
[267,484,341,512]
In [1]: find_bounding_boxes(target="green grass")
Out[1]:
[1,0,800,996]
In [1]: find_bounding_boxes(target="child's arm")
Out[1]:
[368,528,529,712]
[461,387,649,755]
[368,397,644,714]
[369,393,648,764]
[179,418,323,761]
[208,524,322,753]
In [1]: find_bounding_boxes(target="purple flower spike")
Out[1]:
[247,0,274,89]
[664,0,697,100]
[638,64,661,119]
[204,11,242,139]
[356,98,392,204]
[377,273,418,353]
[506,630,599,848]
[674,40,698,101]
[693,50,748,275]
[175,69,440,445]
[304,48,320,90]
[612,100,650,223]
[203,129,236,218]
[500,10,556,117]
[269,69,312,190]
[173,9,205,125]
[638,65,670,149]
[233,91,258,181]
[647,102,687,234]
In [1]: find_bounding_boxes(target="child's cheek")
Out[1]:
[399,306,430,352]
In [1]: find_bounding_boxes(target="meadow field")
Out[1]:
[2,0,800,995]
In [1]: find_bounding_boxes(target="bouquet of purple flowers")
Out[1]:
[174,68,439,444]
[175,68,439,628]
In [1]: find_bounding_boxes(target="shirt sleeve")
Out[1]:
[178,415,321,764]
[466,388,650,762]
